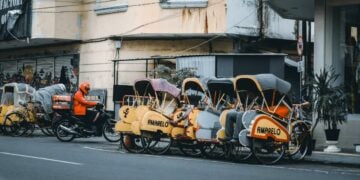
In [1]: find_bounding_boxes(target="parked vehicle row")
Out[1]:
[0,74,312,165]
[114,74,312,165]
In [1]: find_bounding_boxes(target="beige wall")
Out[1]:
[80,0,226,39]
[32,0,81,39]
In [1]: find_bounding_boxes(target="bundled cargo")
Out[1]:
[52,95,72,110]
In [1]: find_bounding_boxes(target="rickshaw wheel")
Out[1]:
[3,112,28,137]
[228,144,253,162]
[102,120,121,142]
[143,136,172,155]
[120,134,146,153]
[40,127,54,136]
[199,142,226,159]
[288,132,310,161]
[55,119,75,142]
[252,138,285,165]
[177,140,202,157]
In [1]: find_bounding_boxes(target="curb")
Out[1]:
[303,151,360,167]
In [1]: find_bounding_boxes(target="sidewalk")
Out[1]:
[304,151,360,167]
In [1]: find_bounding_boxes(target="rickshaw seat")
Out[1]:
[268,105,290,118]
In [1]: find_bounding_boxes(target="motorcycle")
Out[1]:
[53,103,120,142]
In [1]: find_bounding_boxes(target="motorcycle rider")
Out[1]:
[73,81,102,133]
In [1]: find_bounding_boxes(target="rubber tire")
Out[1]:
[120,134,146,153]
[177,140,202,157]
[252,138,285,165]
[55,119,76,142]
[102,121,121,142]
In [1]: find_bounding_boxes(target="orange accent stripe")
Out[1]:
[250,114,289,142]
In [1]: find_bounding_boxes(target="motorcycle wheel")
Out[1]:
[177,140,202,157]
[102,121,121,142]
[55,119,76,142]
[120,134,146,153]
[252,138,285,165]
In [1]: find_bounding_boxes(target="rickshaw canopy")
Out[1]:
[234,74,291,95]
[207,78,236,99]
[1,83,35,106]
[134,78,180,99]
[181,77,208,95]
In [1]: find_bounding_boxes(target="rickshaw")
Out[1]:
[231,74,311,164]
[194,78,237,158]
[0,83,35,136]
[169,77,209,156]
[115,79,181,155]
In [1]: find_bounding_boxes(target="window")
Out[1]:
[94,0,128,15]
[160,0,208,9]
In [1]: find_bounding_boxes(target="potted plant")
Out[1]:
[312,68,347,153]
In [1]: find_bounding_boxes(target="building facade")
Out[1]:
[0,0,302,110]
[268,0,360,150]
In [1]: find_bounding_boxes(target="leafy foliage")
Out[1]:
[312,68,347,130]
[150,65,197,87]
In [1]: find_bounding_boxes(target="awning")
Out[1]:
[266,0,314,21]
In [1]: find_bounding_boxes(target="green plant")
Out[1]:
[151,65,197,87]
[312,68,347,131]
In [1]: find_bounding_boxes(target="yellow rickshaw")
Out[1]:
[231,74,311,164]
[169,77,209,156]
[115,79,181,154]
[0,83,35,136]
[194,78,237,158]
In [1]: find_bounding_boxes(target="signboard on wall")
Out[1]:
[0,0,31,40]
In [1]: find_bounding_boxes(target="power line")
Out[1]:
[32,1,160,13]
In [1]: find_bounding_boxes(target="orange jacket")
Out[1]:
[73,90,97,116]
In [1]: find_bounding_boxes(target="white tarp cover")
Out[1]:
[33,84,66,114]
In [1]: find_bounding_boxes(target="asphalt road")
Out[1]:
[0,135,359,180]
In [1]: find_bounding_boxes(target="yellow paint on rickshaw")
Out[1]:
[136,106,150,122]
[185,126,196,140]
[219,109,230,127]
[216,128,226,140]
[140,111,173,135]
[115,120,132,133]
[131,121,141,135]
[188,109,201,129]
[250,115,289,142]
[0,105,14,125]
[119,105,137,124]
[171,127,185,139]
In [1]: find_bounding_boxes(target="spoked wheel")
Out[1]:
[103,121,121,142]
[3,112,28,136]
[55,119,76,142]
[177,140,202,157]
[143,136,173,155]
[228,144,253,162]
[288,134,310,161]
[252,138,285,165]
[40,126,54,136]
[120,134,146,153]
[22,124,35,137]
[199,142,226,159]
